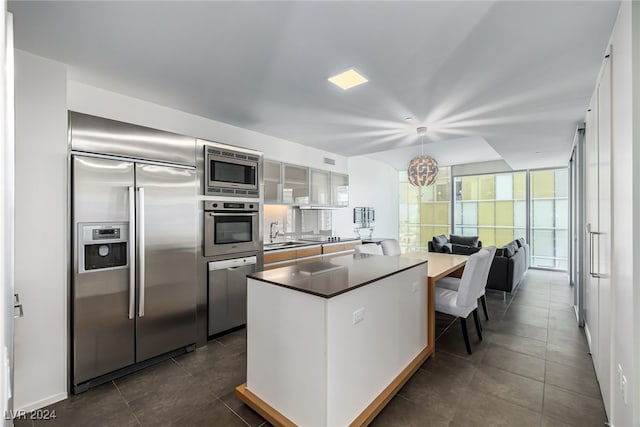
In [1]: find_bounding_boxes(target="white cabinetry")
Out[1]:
[584,49,612,417]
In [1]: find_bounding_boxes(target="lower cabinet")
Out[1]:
[264,245,322,270]
[263,241,361,270]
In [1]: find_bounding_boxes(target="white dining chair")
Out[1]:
[435,250,489,355]
[380,239,401,256]
[354,243,384,255]
[436,246,496,321]
[475,245,496,320]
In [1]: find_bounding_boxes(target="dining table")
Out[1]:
[401,251,469,357]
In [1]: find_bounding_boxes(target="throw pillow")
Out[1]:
[449,234,479,247]
[433,234,448,245]
[502,241,518,258]
[441,243,452,254]
[451,244,481,255]
[432,234,448,252]
[515,238,525,248]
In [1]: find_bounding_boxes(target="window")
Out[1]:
[454,172,526,247]
[399,167,451,251]
[397,167,569,271]
[530,168,568,269]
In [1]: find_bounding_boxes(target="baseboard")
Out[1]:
[16,392,67,413]
[573,305,584,327]
[584,323,592,350]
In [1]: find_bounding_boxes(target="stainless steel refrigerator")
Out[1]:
[71,118,198,391]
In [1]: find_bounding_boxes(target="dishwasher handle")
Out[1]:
[208,256,257,271]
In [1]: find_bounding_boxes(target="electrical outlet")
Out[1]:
[353,307,365,325]
[622,375,628,404]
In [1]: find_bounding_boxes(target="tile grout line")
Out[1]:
[218,396,252,427]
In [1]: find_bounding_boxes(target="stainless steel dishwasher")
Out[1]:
[208,255,257,335]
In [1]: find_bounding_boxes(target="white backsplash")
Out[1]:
[264,205,334,241]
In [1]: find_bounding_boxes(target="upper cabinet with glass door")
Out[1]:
[264,160,348,207]
[263,160,282,203]
[310,169,331,206]
[331,173,349,207]
[283,164,310,204]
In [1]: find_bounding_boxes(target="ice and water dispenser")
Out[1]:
[78,223,129,272]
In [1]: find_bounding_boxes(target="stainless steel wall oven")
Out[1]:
[203,201,260,256]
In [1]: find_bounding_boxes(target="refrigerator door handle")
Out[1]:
[128,186,136,319]
[138,187,145,317]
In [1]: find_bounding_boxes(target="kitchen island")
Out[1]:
[236,253,429,427]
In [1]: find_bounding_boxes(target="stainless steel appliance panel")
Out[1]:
[194,138,264,346]
[208,256,257,335]
[203,202,260,257]
[69,111,196,167]
[134,163,197,362]
[72,156,135,383]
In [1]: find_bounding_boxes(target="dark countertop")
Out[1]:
[263,237,361,252]
[248,253,427,298]
[298,237,361,244]
[361,238,393,244]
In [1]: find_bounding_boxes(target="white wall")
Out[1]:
[333,156,399,240]
[13,50,68,410]
[633,4,640,425]
[1,5,13,422]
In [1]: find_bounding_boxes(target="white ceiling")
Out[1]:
[367,135,502,170]
[8,1,620,170]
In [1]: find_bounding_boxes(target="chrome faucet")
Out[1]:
[269,221,280,243]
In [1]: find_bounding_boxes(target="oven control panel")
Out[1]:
[204,201,259,212]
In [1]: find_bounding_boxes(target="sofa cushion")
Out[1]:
[502,241,519,258]
[515,238,526,248]
[451,243,482,255]
[432,234,448,252]
[449,234,479,247]
[433,234,448,245]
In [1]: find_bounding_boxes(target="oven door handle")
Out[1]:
[209,212,258,217]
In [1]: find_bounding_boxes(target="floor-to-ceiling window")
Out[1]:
[398,167,569,270]
[399,167,451,251]
[530,168,569,269]
[453,171,527,246]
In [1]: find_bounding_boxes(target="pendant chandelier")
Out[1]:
[407,126,439,187]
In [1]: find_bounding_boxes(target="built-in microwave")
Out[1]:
[204,146,260,198]
[203,201,260,257]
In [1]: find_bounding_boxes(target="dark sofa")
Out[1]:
[428,234,483,255]
[486,238,529,293]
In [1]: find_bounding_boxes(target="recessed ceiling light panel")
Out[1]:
[328,68,368,90]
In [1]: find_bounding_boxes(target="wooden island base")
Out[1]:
[235,345,434,427]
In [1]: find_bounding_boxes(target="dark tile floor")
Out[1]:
[15,269,606,427]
